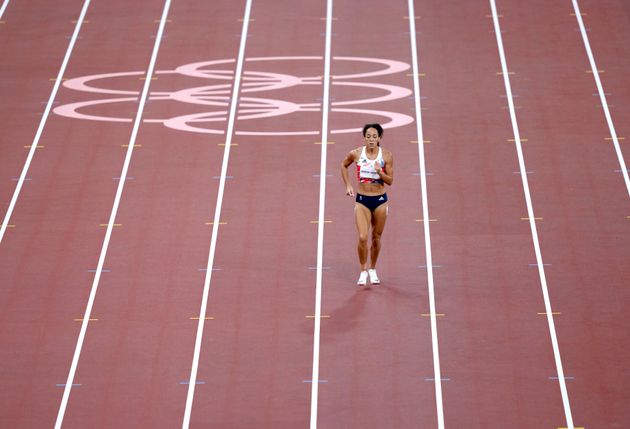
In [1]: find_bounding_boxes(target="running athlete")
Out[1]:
[340,123,394,286]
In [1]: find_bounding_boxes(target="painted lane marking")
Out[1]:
[181,0,252,427]
[572,0,630,199]
[53,2,172,427]
[53,56,413,136]
[489,1,575,428]
[407,1,444,427]
[0,0,90,245]
[309,1,333,428]
[0,0,10,19]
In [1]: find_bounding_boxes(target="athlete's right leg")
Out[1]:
[354,203,372,272]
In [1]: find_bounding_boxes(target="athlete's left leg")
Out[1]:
[369,203,388,269]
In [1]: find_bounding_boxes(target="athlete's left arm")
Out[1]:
[377,150,394,186]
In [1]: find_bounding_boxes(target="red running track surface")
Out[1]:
[0,0,628,428]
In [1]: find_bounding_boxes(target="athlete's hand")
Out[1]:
[345,185,355,197]
[373,161,382,174]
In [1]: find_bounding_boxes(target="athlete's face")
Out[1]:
[364,128,380,148]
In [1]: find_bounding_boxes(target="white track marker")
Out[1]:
[0,0,10,19]
[0,0,91,245]
[572,0,630,199]
[180,0,252,427]
[308,0,333,427]
[53,1,172,427]
[407,1,444,428]
[489,1,575,428]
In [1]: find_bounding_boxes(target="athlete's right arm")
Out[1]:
[341,149,357,197]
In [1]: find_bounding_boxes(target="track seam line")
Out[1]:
[0,0,90,245]
[571,0,630,199]
[406,1,445,428]
[0,0,10,19]
[489,1,575,428]
[53,1,172,427]
[181,0,253,427]
[309,0,333,427]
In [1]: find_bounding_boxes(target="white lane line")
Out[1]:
[406,1,445,428]
[0,0,10,19]
[180,0,252,427]
[309,0,333,427]
[572,0,630,199]
[489,1,575,428]
[0,0,91,245]
[53,1,172,427]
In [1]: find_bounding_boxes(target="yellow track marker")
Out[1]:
[121,144,142,148]
[410,140,431,144]
[49,78,68,81]
[24,145,45,148]
[0,21,6,24]
[406,72,426,77]
[586,70,604,73]
[626,216,630,219]
[520,217,543,221]
[99,223,122,227]
[507,138,528,142]
[205,221,228,225]
[140,77,158,80]
[189,316,215,320]
[74,318,98,322]
[320,17,338,20]
[421,313,445,317]
[306,315,331,319]
[496,71,515,75]
[485,14,503,18]
[7,225,16,228]
[310,220,333,224]
[605,137,624,140]
[403,16,421,19]
[154,19,172,23]
[237,18,255,22]
[569,12,587,16]
[314,141,335,145]
[416,219,437,222]
[71,20,89,23]
[538,312,562,316]
[218,143,238,146]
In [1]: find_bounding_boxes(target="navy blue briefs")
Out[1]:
[356,193,388,212]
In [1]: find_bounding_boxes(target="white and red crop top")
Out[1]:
[356,147,385,185]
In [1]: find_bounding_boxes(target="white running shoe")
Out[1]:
[368,269,380,285]
[357,270,368,286]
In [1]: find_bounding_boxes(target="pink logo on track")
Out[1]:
[54,56,414,136]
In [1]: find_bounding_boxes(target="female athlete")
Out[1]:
[340,123,394,286]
